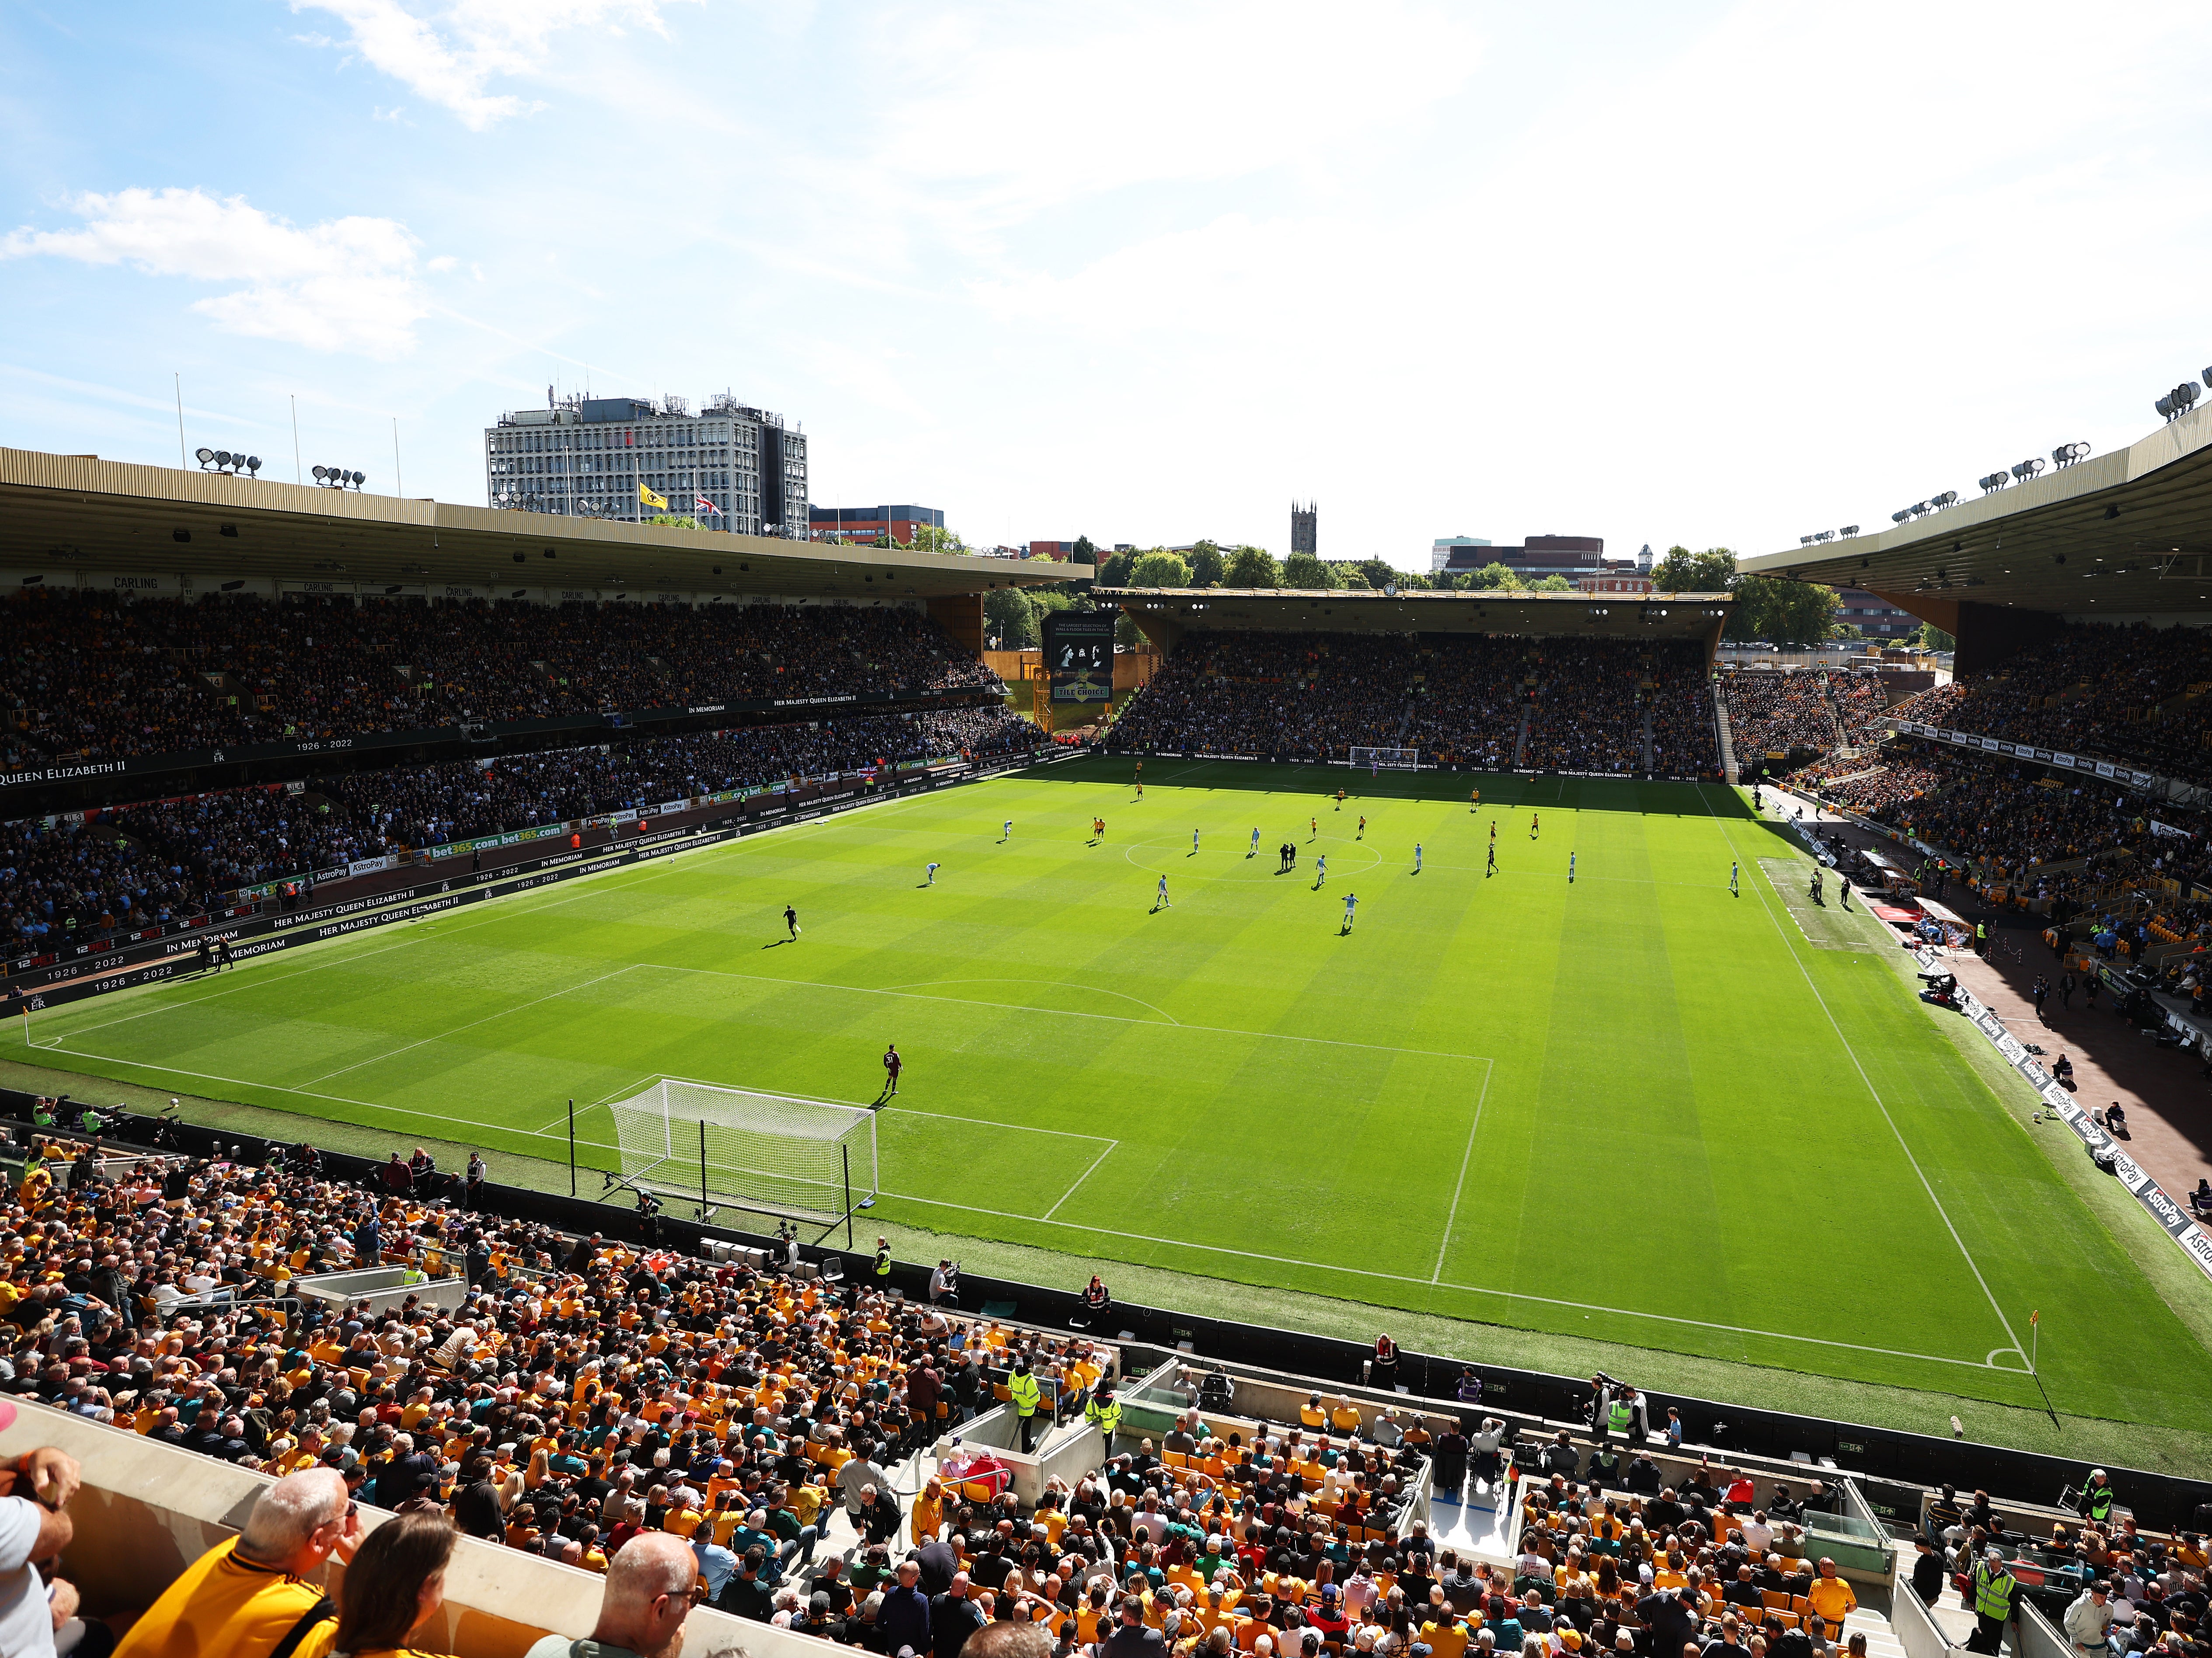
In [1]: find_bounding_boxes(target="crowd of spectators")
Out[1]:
[1,590,1000,764]
[1114,635,1719,776]
[1881,623,2212,782]
[1,706,1039,955]
[0,1138,1114,1602]
[1825,676,1890,746]
[1718,674,1840,759]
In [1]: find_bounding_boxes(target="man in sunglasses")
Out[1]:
[115,1466,363,1658]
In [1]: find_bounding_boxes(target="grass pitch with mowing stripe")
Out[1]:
[13,757,2210,1432]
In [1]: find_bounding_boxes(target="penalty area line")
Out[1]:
[873,1187,2006,1374]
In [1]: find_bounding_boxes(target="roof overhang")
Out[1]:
[1097,586,1731,639]
[1739,407,2212,617]
[0,448,1088,600]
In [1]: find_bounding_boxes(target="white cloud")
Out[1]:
[293,0,690,129]
[0,188,428,358]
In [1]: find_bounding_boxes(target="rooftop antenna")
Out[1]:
[174,373,187,468]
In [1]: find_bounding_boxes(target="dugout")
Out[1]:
[1860,846,1917,893]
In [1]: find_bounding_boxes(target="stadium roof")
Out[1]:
[1738,405,2212,618]
[1099,586,1732,641]
[0,447,1087,600]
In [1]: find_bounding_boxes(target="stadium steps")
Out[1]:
[1513,707,1532,769]
[1842,1606,1912,1658]
[1714,686,1739,782]
[1640,706,1656,772]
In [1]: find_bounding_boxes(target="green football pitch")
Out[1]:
[11,757,2211,1432]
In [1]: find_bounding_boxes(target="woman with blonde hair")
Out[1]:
[331,1509,456,1658]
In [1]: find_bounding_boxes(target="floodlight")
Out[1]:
[350,470,365,485]
[312,465,329,481]
[195,447,214,465]
[2203,366,2212,390]
[1800,535,1815,546]
[1930,490,1959,509]
[2052,442,2090,468]
[1839,525,1859,536]
[214,450,232,467]
[2158,394,2177,419]
[245,455,261,473]
[2011,458,2045,483]
[1892,509,1912,523]
[2177,381,2201,412]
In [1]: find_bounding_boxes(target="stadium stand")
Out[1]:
[0,706,1042,956]
[1720,674,1841,758]
[1878,622,2212,784]
[0,1118,2198,1658]
[1113,636,1720,776]
[0,590,998,763]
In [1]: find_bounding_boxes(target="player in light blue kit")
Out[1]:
[1249,827,1260,857]
[1002,819,1012,840]
[1192,828,1200,854]
[1341,890,1357,933]
[1154,874,1170,911]
[1569,850,1577,883]
[926,862,939,885]
[1413,843,1423,874]
[1730,860,1738,896]
[1314,853,1327,887]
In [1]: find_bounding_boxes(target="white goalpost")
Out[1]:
[603,1079,879,1243]
[1346,746,1422,770]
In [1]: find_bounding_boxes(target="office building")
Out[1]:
[1435,534,1606,582]
[484,391,807,537]
[1832,586,1919,639]
[809,504,944,545]
[1291,502,1317,555]
[1430,535,1493,574]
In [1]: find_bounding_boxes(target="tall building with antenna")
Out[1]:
[483,390,808,536]
[1290,501,1317,555]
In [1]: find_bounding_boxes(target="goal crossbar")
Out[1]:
[1346,746,1422,770]
[602,1079,879,1244]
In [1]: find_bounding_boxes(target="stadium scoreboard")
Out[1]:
[1044,610,1114,707]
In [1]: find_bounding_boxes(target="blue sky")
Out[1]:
[4,1,2212,565]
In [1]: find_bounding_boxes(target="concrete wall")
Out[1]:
[292,1267,468,1315]
[0,1402,822,1658]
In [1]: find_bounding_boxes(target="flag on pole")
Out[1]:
[693,494,722,517]
[2030,1309,2039,1325]
[638,484,668,510]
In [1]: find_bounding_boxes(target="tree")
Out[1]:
[1651,546,1737,592]
[1535,574,1574,592]
[1095,549,1136,588]
[647,513,701,529]
[1354,557,1394,591]
[1728,576,1837,645]
[1073,534,1097,564]
[984,586,1035,648]
[1282,552,1344,589]
[1391,569,1433,590]
[1454,561,1519,591]
[1225,547,1280,588]
[1188,540,1226,588]
[1128,551,1193,589]
[1918,622,1955,650]
[909,523,968,554]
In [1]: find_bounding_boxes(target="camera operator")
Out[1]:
[930,1257,959,1306]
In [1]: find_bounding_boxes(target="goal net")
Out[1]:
[606,1079,878,1231]
[1347,746,1421,770]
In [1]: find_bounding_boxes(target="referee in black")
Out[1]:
[784,905,800,940]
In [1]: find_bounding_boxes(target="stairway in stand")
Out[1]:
[1641,707,1656,773]
[1513,707,1533,770]
[1714,686,1739,783]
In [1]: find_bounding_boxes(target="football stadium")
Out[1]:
[5,408,2212,1658]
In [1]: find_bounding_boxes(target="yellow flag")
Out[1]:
[638,484,668,511]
